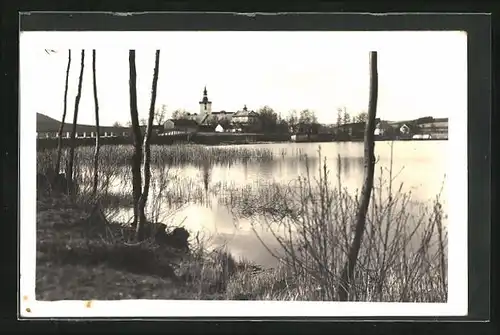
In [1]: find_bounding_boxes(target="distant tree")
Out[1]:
[336,108,343,127]
[140,118,147,126]
[172,109,190,120]
[286,110,299,134]
[207,115,221,129]
[276,119,290,134]
[298,109,318,134]
[342,108,351,125]
[219,117,231,129]
[113,121,122,127]
[155,104,168,125]
[257,105,278,133]
[354,112,368,123]
[125,121,132,127]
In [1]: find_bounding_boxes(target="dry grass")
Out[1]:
[235,146,448,302]
[35,194,267,301]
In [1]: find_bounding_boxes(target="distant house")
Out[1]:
[163,119,175,130]
[336,122,365,138]
[211,110,234,122]
[215,124,224,133]
[36,112,130,139]
[374,121,391,136]
[399,124,411,135]
[230,105,260,126]
[198,124,216,132]
[164,119,198,133]
[139,124,164,135]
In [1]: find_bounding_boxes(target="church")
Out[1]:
[196,87,259,128]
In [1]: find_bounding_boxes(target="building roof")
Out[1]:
[233,105,258,117]
[36,112,128,133]
[212,110,234,115]
[337,121,365,129]
[167,119,199,127]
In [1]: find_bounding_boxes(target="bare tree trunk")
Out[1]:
[92,49,100,198]
[136,50,161,241]
[55,50,71,176]
[67,49,85,196]
[338,51,378,301]
[128,50,143,228]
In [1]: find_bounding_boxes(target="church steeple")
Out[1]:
[200,86,210,104]
[199,86,212,116]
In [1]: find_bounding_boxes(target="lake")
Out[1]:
[107,140,448,268]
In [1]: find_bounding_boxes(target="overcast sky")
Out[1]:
[20,31,466,126]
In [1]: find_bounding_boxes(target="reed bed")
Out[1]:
[228,148,449,302]
[37,144,281,170]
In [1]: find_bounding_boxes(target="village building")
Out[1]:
[215,124,224,133]
[230,105,259,126]
[399,124,411,135]
[198,86,212,121]
[374,120,391,136]
[197,87,235,126]
[163,119,199,133]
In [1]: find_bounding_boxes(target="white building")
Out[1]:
[215,124,224,133]
[400,124,411,135]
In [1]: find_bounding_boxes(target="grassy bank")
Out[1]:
[36,193,301,300]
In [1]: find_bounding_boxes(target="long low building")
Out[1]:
[36,113,164,139]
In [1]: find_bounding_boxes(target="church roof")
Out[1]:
[233,105,258,117]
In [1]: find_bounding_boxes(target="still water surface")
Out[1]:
[109,141,448,267]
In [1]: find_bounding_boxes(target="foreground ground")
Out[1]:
[36,194,296,301]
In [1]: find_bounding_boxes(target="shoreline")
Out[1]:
[35,193,281,301]
[36,136,448,151]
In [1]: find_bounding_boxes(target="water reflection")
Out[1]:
[102,141,448,267]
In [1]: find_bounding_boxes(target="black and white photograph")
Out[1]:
[19,25,469,318]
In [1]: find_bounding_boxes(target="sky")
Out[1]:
[20,31,467,126]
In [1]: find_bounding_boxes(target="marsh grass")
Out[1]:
[234,146,449,302]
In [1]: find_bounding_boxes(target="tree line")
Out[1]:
[148,105,369,135]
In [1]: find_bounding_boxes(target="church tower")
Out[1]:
[199,86,212,120]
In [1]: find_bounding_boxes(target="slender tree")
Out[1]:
[136,49,161,241]
[55,50,72,176]
[67,49,85,196]
[128,50,143,228]
[337,51,378,301]
[91,49,101,197]
[154,104,168,125]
